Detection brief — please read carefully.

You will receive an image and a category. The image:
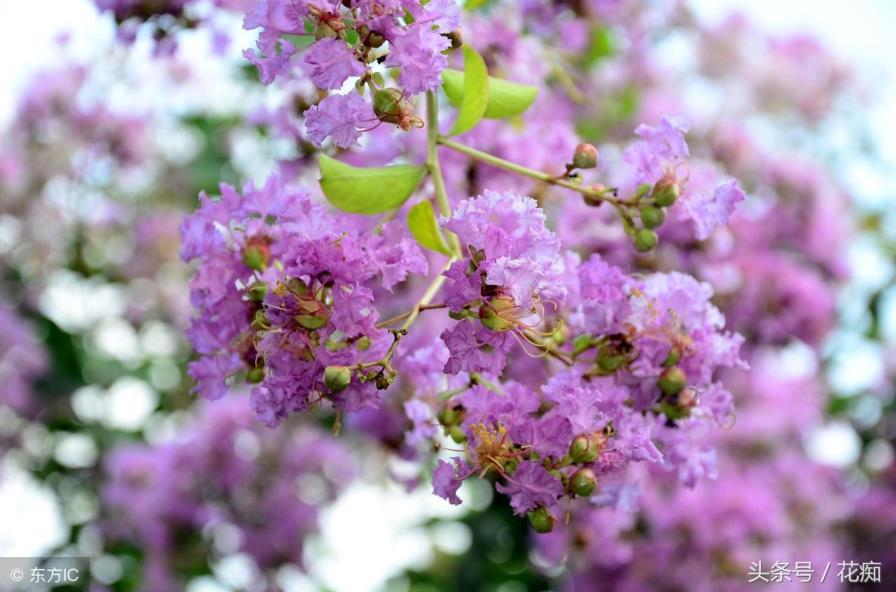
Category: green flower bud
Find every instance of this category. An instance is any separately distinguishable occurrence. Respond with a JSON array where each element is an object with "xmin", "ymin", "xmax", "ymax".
[
  {"xmin": 569, "ymin": 434, "xmax": 598, "ymax": 463},
  {"xmin": 324, "ymin": 365, "xmax": 352, "ymax": 393},
  {"xmin": 355, "ymin": 336, "xmax": 372, "ymax": 351},
  {"xmin": 639, "ymin": 206, "xmax": 665, "ymax": 229},
  {"xmin": 572, "ymin": 143, "xmax": 599, "ymax": 169},
  {"xmin": 243, "ymin": 245, "xmax": 268, "ymax": 271},
  {"xmin": 633, "ymin": 228, "xmax": 658, "ymax": 252},
  {"xmin": 658, "ymin": 366, "xmax": 687, "ymax": 396},
  {"xmin": 634, "ymin": 182, "xmax": 653, "ymax": 199},
  {"xmin": 439, "ymin": 406, "xmax": 460, "ymax": 426},
  {"xmin": 572, "ymin": 334, "xmax": 596, "ymax": 355},
  {"xmin": 527, "ymin": 506, "xmax": 555, "ymax": 534},
  {"xmin": 569, "ymin": 468, "xmax": 597, "ymax": 497},
  {"xmin": 662, "ymin": 347, "xmax": 681, "ymax": 368},
  {"xmin": 596, "ymin": 349, "xmax": 625, "ymax": 372},
  {"xmin": 654, "ymin": 179, "xmax": 680, "ymax": 207},
  {"xmin": 246, "ymin": 367, "xmax": 265, "ymax": 384},
  {"xmin": 448, "ymin": 425, "xmax": 467, "ymax": 444}
]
